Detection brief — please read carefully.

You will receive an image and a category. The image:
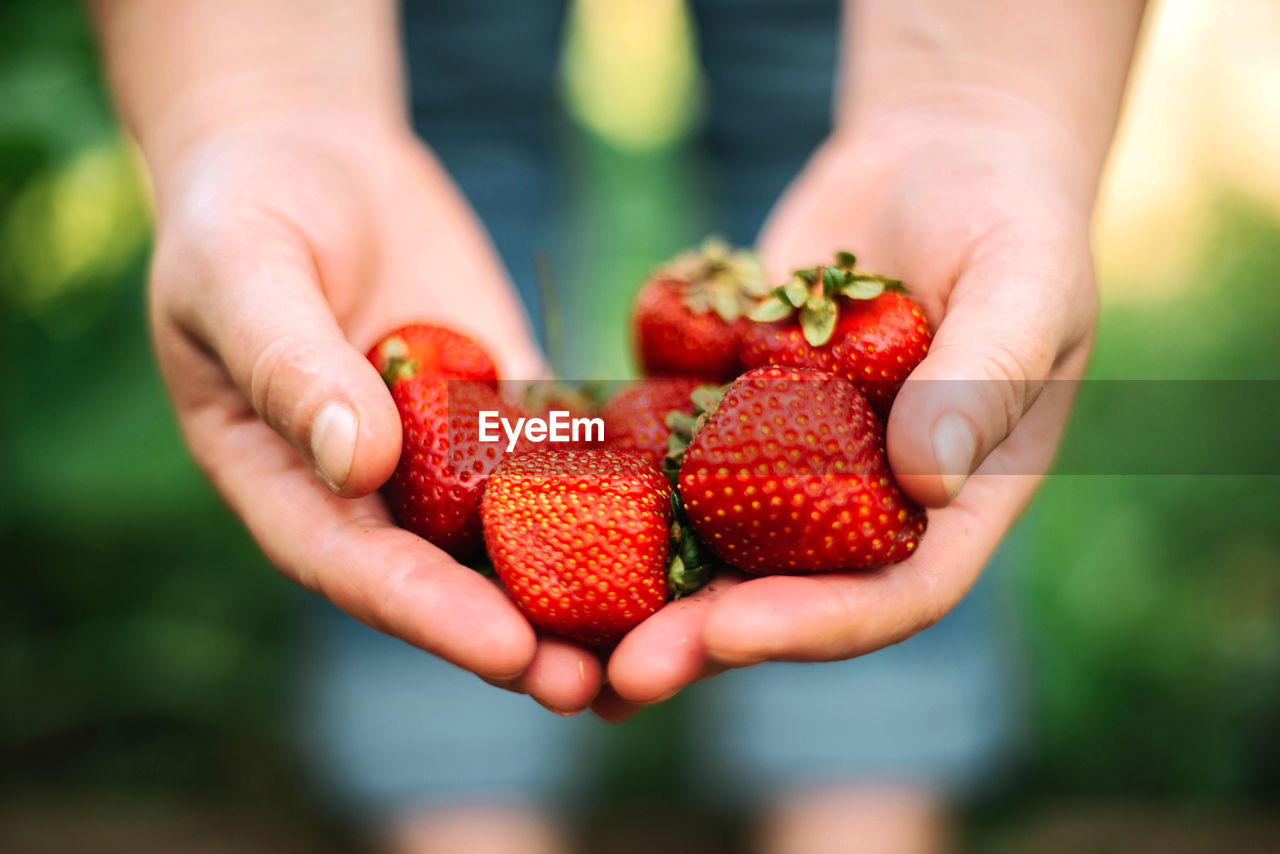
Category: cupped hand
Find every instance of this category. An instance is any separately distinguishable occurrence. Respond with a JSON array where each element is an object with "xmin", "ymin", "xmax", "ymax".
[
  {"xmin": 148, "ymin": 110, "xmax": 601, "ymax": 714},
  {"xmin": 599, "ymin": 98, "xmax": 1098, "ymax": 719}
]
